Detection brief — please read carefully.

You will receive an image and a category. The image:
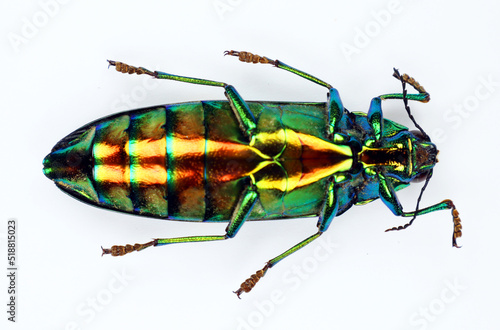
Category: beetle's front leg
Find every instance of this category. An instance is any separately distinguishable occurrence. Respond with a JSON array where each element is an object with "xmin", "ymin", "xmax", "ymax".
[
  {"xmin": 224, "ymin": 50, "xmax": 345, "ymax": 138},
  {"xmin": 380, "ymin": 69, "xmax": 430, "ymax": 103},
  {"xmin": 102, "ymin": 186, "xmax": 259, "ymax": 256},
  {"xmin": 234, "ymin": 181, "xmax": 339, "ymax": 298},
  {"xmin": 367, "ymin": 97, "xmax": 383, "ymax": 143},
  {"xmin": 368, "ymin": 69, "xmax": 432, "ymax": 144},
  {"xmin": 377, "ymin": 172, "xmax": 462, "ymax": 248}
]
